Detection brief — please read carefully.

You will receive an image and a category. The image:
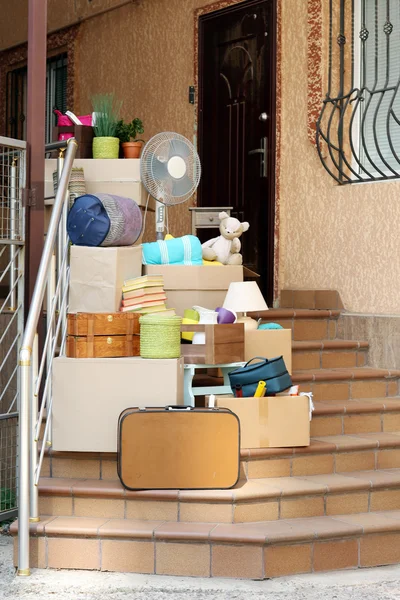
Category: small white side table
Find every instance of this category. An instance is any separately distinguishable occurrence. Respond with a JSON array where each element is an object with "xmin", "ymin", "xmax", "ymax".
[
  {"xmin": 183, "ymin": 361, "xmax": 245, "ymax": 407},
  {"xmin": 189, "ymin": 206, "xmax": 232, "ymax": 236}
]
